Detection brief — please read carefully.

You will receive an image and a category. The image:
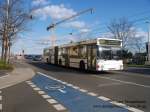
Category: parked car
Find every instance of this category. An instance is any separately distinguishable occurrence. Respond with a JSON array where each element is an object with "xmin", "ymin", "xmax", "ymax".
[
  {"xmin": 24, "ymin": 55, "xmax": 33, "ymax": 60},
  {"xmin": 33, "ymin": 55, "xmax": 42, "ymax": 61}
]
